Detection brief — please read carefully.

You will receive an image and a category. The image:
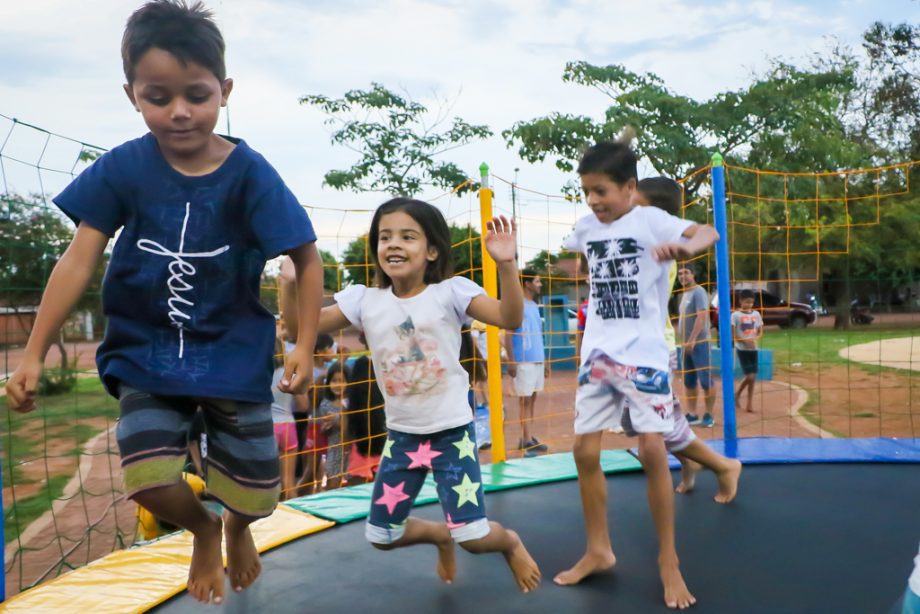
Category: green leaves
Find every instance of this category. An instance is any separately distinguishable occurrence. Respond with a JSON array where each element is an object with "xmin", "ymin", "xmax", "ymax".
[{"xmin": 301, "ymin": 83, "xmax": 492, "ymax": 196}]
